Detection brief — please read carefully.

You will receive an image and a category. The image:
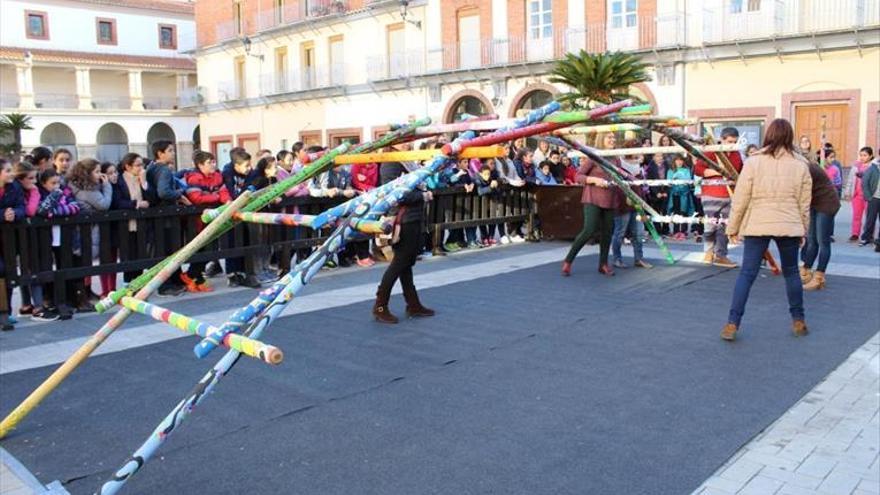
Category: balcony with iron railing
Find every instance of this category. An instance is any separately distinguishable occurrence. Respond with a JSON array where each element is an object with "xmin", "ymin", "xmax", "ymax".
[
  {"xmin": 258, "ymin": 64, "xmax": 347, "ymax": 97},
  {"xmin": 0, "ymin": 93, "xmax": 20, "ymax": 109},
  {"xmin": 91, "ymin": 96, "xmax": 131, "ymax": 110},
  {"xmin": 214, "ymin": 0, "xmax": 349, "ymax": 44},
  {"xmin": 142, "ymin": 96, "xmax": 181, "ymax": 110},
  {"xmin": 178, "ymin": 86, "xmax": 205, "ymax": 108},
  {"xmin": 217, "ymin": 80, "xmax": 244, "ymax": 102},
  {"xmin": 701, "ymin": 0, "xmax": 880, "ymax": 44},
  {"xmin": 34, "ymin": 94, "xmax": 78, "ymax": 109}
]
